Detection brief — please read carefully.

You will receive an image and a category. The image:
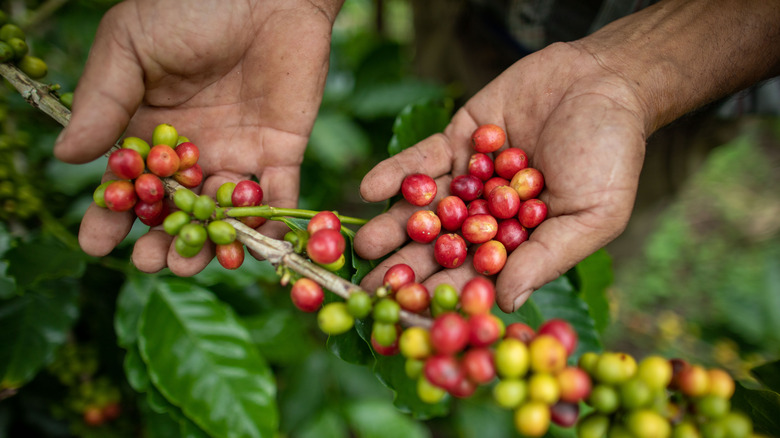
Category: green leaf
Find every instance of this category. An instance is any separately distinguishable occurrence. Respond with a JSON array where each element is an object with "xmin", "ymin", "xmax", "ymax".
[
  {"xmin": 529, "ymin": 276, "xmax": 603, "ymax": 359},
  {"xmin": 140, "ymin": 399, "xmax": 184, "ymax": 438},
  {"xmin": 114, "ymin": 273, "xmax": 156, "ymax": 348},
  {"xmin": 731, "ymin": 381, "xmax": 780, "ymax": 436},
  {"xmin": 45, "ymin": 157, "xmax": 107, "ymax": 196},
  {"xmin": 194, "ymin": 254, "xmax": 277, "ymax": 290},
  {"xmin": 351, "ymin": 80, "xmax": 449, "ymax": 120},
  {"xmin": 0, "ymin": 282, "xmax": 79, "ymax": 387},
  {"xmin": 5, "ymin": 235, "xmax": 86, "ymax": 289},
  {"xmin": 308, "ymin": 111, "xmax": 371, "ymax": 171},
  {"xmin": 326, "ymin": 318, "xmax": 374, "ymax": 366},
  {"xmin": 571, "ymin": 249, "xmax": 612, "ymax": 333},
  {"xmin": 123, "ymin": 345, "xmax": 150, "ymax": 393},
  {"xmin": 138, "ymin": 280, "xmax": 278, "ymax": 438},
  {"xmin": 295, "ymin": 408, "xmax": 349, "ymax": 438},
  {"xmin": 388, "ymin": 99, "xmax": 452, "ymax": 156},
  {"xmin": 373, "ymin": 353, "xmax": 451, "ymax": 419},
  {"xmin": 243, "ymin": 309, "xmax": 314, "ymax": 364},
  {"xmin": 752, "ymin": 360, "xmax": 780, "ymax": 394},
  {"xmin": 454, "ymin": 397, "xmax": 515, "ymax": 438},
  {"xmin": 0, "ymin": 261, "xmax": 17, "ymax": 300},
  {"xmin": 494, "ymin": 297, "xmax": 544, "ymax": 329},
  {"xmin": 344, "ymin": 399, "xmax": 431, "ymax": 438},
  {"xmin": 0, "ymin": 223, "xmax": 12, "ymax": 257}
]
